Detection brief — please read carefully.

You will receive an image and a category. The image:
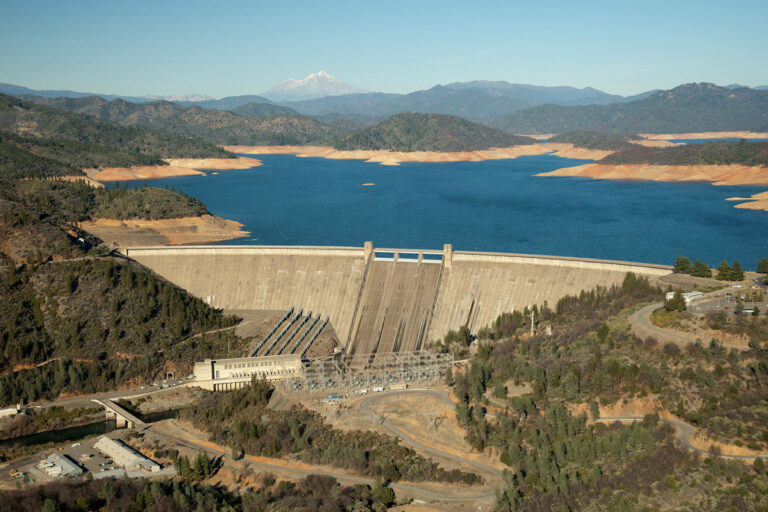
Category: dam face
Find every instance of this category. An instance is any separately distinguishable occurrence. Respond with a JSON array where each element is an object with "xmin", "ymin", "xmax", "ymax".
[
  {"xmin": 124, "ymin": 244, "xmax": 670, "ymax": 356},
  {"xmin": 125, "ymin": 246, "xmax": 367, "ymax": 342}
]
